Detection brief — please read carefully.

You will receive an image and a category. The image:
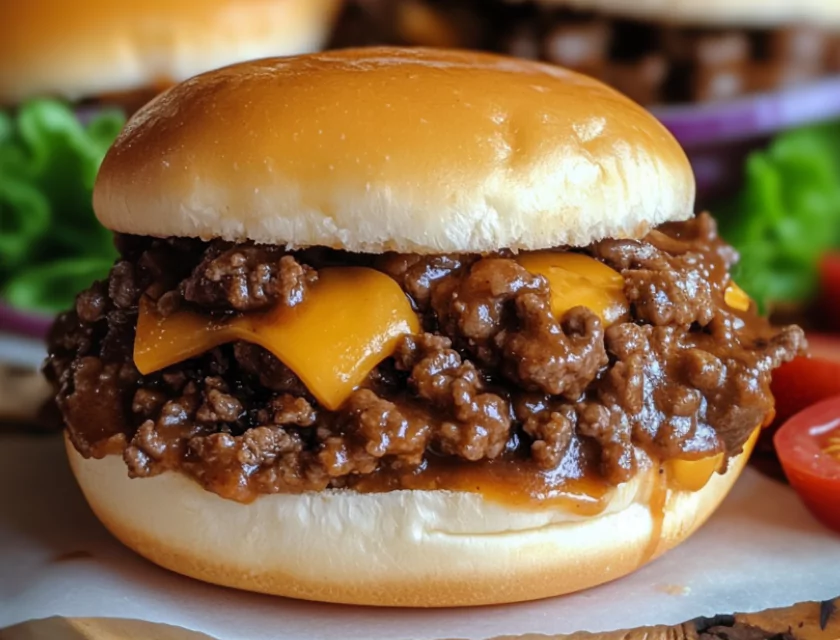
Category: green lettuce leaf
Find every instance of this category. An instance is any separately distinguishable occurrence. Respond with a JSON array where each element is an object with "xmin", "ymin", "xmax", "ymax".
[
  {"xmin": 717, "ymin": 122, "xmax": 840, "ymax": 312},
  {"xmin": 3, "ymin": 258, "xmax": 116, "ymax": 312},
  {"xmin": 0, "ymin": 99, "xmax": 125, "ymax": 313}
]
